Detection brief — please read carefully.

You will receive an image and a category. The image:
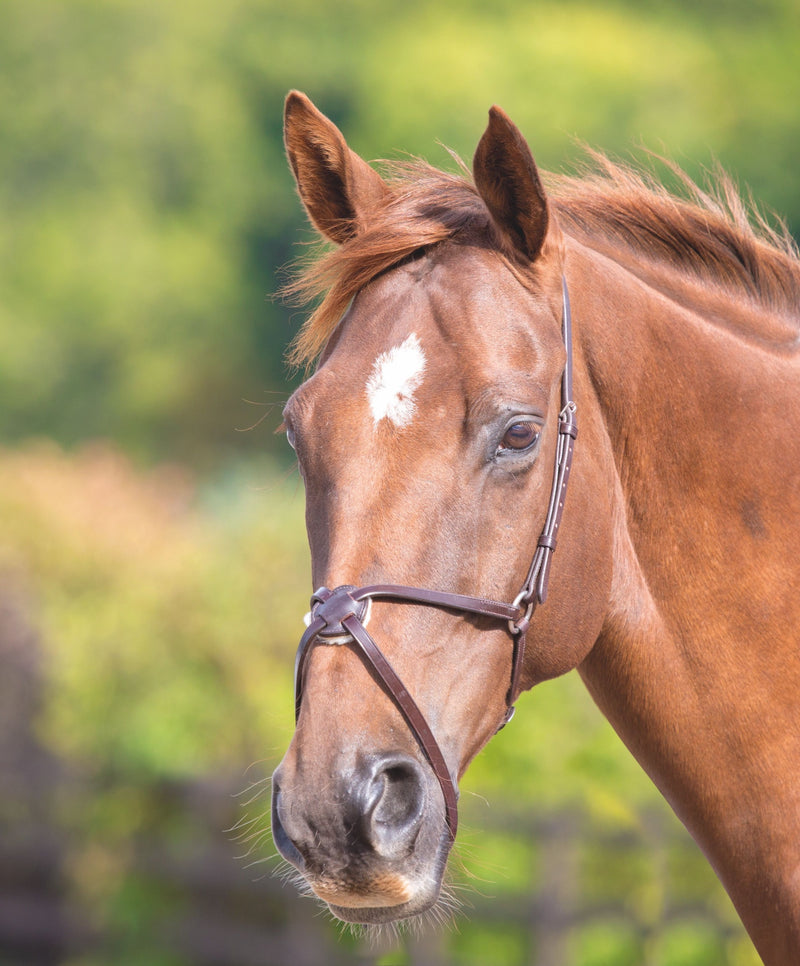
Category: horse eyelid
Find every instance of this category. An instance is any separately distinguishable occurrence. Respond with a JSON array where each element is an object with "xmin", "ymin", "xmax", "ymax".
[
  {"xmin": 279, "ymin": 419, "xmax": 297, "ymax": 451},
  {"xmin": 492, "ymin": 422, "xmax": 542, "ymax": 462},
  {"xmin": 500, "ymin": 415, "xmax": 543, "ymax": 438}
]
